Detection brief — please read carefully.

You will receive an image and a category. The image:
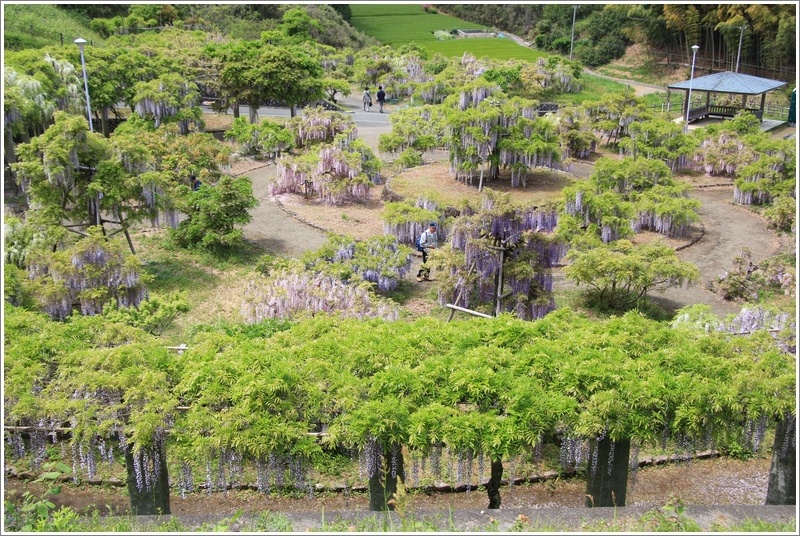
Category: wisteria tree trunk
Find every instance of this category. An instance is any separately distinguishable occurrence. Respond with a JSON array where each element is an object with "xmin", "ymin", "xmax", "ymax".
[
  {"xmin": 766, "ymin": 414, "xmax": 796, "ymax": 505},
  {"xmin": 5, "ymin": 127, "xmax": 16, "ymax": 166},
  {"xmin": 124, "ymin": 441, "xmax": 171, "ymax": 515},
  {"xmin": 248, "ymin": 103, "xmax": 259, "ymax": 125},
  {"xmin": 368, "ymin": 443, "xmax": 405, "ymax": 511},
  {"xmin": 487, "ymin": 458, "xmax": 503, "ymax": 509},
  {"xmin": 585, "ymin": 436, "xmax": 630, "ymax": 507},
  {"xmin": 101, "ymin": 106, "xmax": 110, "ymax": 137}
]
